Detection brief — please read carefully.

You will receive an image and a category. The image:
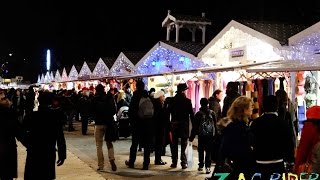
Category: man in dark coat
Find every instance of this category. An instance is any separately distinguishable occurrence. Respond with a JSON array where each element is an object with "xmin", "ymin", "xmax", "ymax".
[
  {"xmin": 91, "ymin": 85, "xmax": 117, "ymax": 172},
  {"xmin": 23, "ymin": 91, "xmax": 66, "ymax": 180},
  {"xmin": 250, "ymin": 95, "xmax": 295, "ymax": 179},
  {"xmin": 169, "ymin": 83, "xmax": 194, "ymax": 169},
  {"xmin": 125, "ymin": 80, "xmax": 154, "ymax": 170},
  {"xmin": 0, "ymin": 90, "xmax": 26, "ymax": 180}
]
